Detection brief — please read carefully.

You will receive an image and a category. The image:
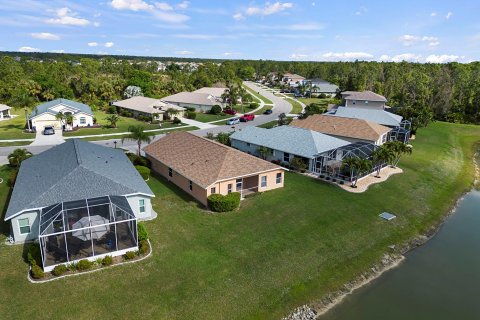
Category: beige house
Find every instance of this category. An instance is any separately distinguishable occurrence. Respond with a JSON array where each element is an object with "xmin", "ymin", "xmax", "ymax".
[
  {"xmin": 290, "ymin": 114, "xmax": 391, "ymax": 145},
  {"xmin": 144, "ymin": 131, "xmax": 285, "ymax": 207},
  {"xmin": 341, "ymin": 91, "xmax": 387, "ymax": 110},
  {"xmin": 193, "ymin": 87, "xmax": 227, "ymax": 97},
  {"xmin": 29, "ymin": 98, "xmax": 93, "ymax": 131},
  {"xmin": 112, "ymin": 96, "xmax": 185, "ymax": 120},
  {"xmin": 161, "ymin": 92, "xmax": 225, "ymax": 112},
  {"xmin": 0, "ymin": 104, "xmax": 11, "ymax": 120}
]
